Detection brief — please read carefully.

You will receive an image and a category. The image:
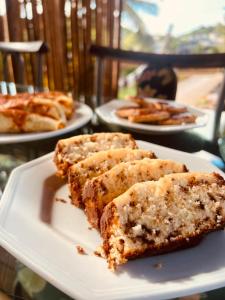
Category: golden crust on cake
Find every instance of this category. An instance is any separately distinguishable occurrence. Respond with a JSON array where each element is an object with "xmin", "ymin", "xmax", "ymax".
[
  {"xmin": 54, "ymin": 133, "xmax": 138, "ymax": 178},
  {"xmin": 100, "ymin": 172, "xmax": 225, "ymax": 270},
  {"xmin": 84, "ymin": 159, "xmax": 188, "ymax": 229},
  {"xmin": 68, "ymin": 150, "xmax": 156, "ymax": 207}
]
